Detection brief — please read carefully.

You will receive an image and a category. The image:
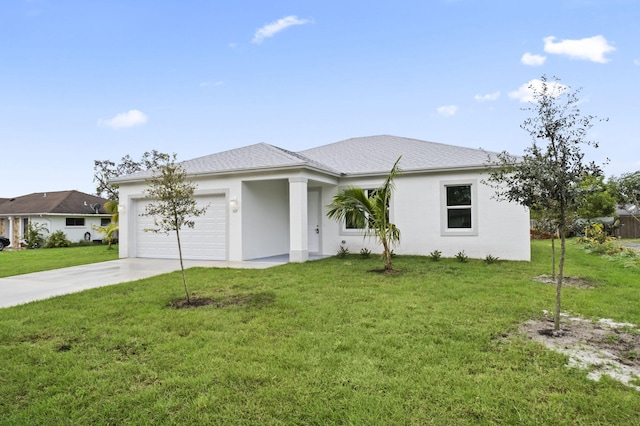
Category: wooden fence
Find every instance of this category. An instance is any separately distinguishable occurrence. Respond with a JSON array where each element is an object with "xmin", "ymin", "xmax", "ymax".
[{"xmin": 613, "ymin": 216, "xmax": 640, "ymax": 239}]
